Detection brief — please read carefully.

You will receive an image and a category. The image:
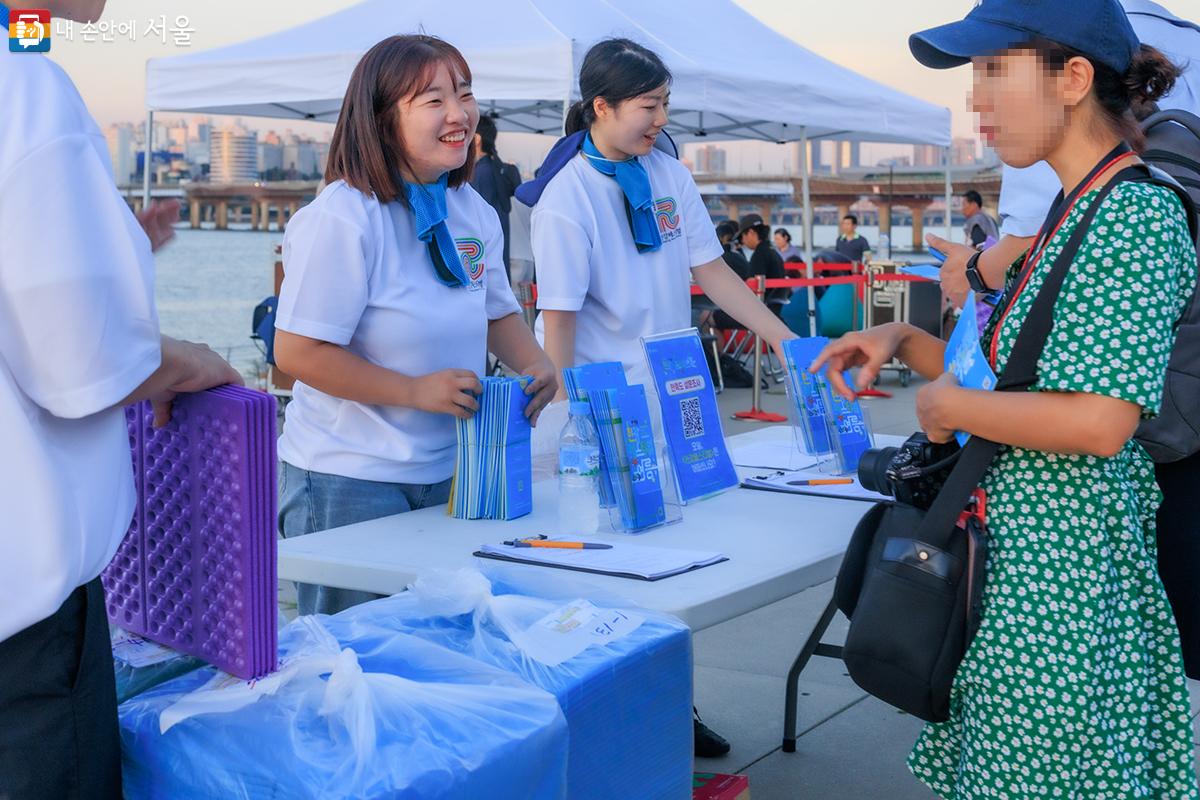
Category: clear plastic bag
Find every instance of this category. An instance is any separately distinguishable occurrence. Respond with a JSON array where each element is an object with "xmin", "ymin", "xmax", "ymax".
[
  {"xmin": 111, "ymin": 627, "xmax": 205, "ymax": 704},
  {"xmin": 119, "ymin": 615, "xmax": 569, "ymax": 800},
  {"xmin": 334, "ymin": 568, "xmax": 693, "ymax": 800}
]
